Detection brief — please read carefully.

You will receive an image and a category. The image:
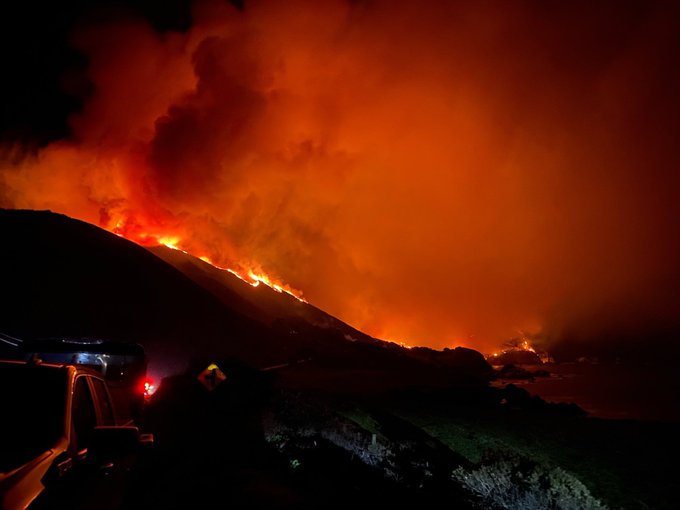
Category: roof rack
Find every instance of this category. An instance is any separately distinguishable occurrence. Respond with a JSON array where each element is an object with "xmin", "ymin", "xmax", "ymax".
[{"xmin": 0, "ymin": 331, "xmax": 24, "ymax": 348}]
